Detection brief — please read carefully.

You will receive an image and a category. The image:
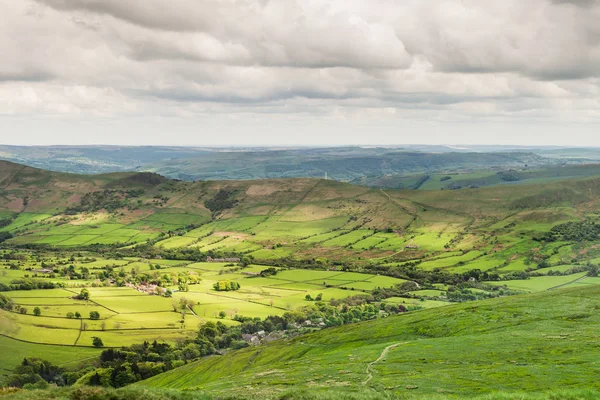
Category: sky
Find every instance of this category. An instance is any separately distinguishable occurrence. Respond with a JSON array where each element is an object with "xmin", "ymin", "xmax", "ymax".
[{"xmin": 1, "ymin": 0, "xmax": 600, "ymax": 146}]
